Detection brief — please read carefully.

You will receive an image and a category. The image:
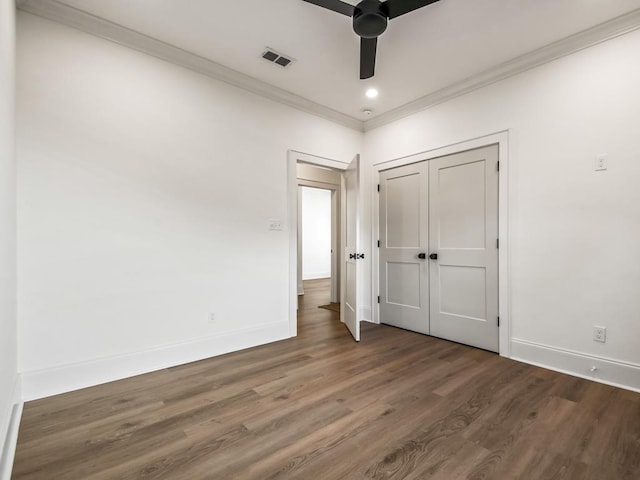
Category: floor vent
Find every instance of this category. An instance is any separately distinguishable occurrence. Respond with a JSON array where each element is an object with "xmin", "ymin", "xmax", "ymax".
[{"xmin": 262, "ymin": 48, "xmax": 294, "ymax": 68}]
